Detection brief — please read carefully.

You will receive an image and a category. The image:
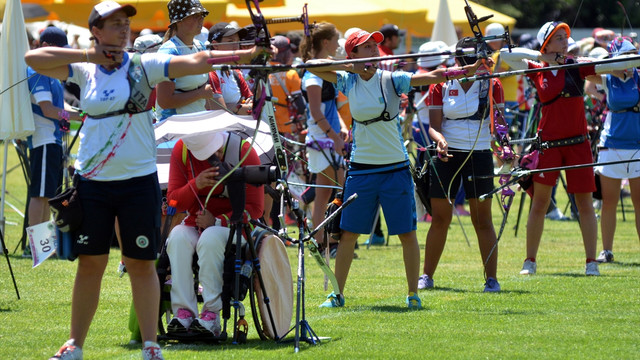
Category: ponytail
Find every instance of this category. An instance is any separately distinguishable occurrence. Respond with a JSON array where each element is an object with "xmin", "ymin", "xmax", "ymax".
[{"xmin": 300, "ymin": 22, "xmax": 337, "ymax": 62}]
